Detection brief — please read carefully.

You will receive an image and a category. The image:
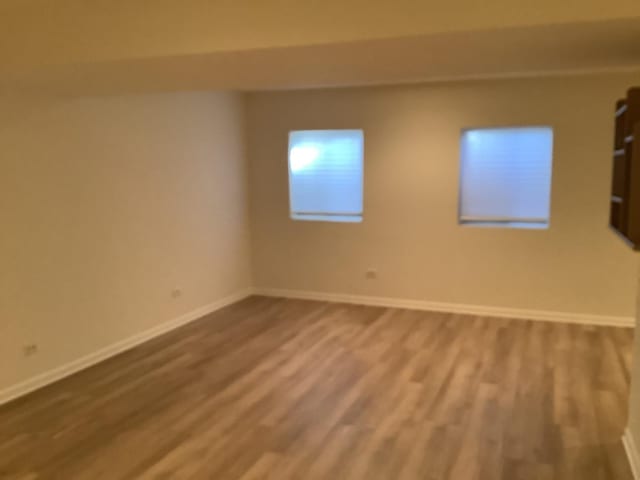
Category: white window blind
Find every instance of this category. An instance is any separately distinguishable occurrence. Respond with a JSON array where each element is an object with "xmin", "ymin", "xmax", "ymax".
[
  {"xmin": 288, "ymin": 130, "xmax": 364, "ymax": 222},
  {"xmin": 459, "ymin": 127, "xmax": 553, "ymax": 229}
]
